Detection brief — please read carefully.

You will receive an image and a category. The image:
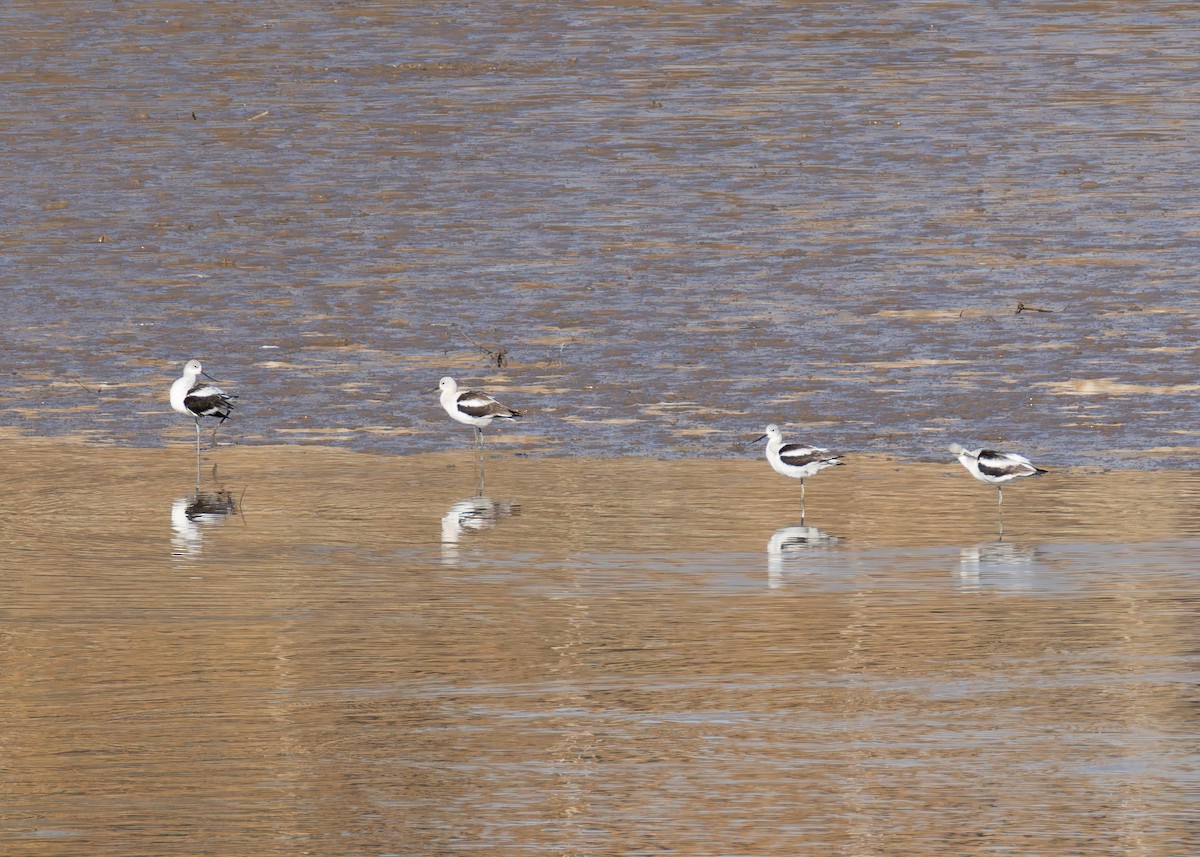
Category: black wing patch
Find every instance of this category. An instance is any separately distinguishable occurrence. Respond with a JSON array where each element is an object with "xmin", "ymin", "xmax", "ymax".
[
  {"xmin": 977, "ymin": 450, "xmax": 1026, "ymax": 478},
  {"xmin": 457, "ymin": 391, "xmax": 520, "ymax": 419},
  {"xmin": 185, "ymin": 383, "xmax": 236, "ymax": 420},
  {"xmin": 779, "ymin": 444, "xmax": 837, "ymax": 468}
]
